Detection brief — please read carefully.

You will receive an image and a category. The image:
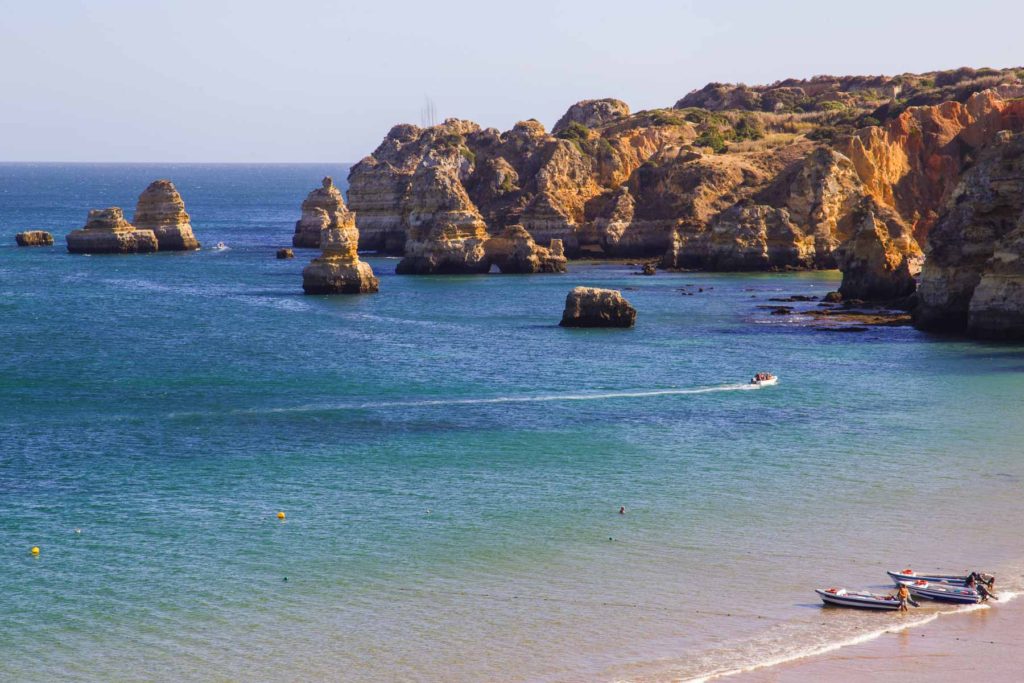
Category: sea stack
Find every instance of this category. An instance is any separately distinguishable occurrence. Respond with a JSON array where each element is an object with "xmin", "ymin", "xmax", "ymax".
[
  {"xmin": 835, "ymin": 201, "xmax": 918, "ymax": 301},
  {"xmin": 560, "ymin": 287, "xmax": 637, "ymax": 328},
  {"xmin": 293, "ymin": 177, "xmax": 347, "ymax": 248},
  {"xmin": 66, "ymin": 208, "xmax": 159, "ymax": 254},
  {"xmin": 15, "ymin": 231, "xmax": 54, "ymax": 246},
  {"xmin": 132, "ymin": 180, "xmax": 200, "ymax": 250},
  {"xmin": 301, "ymin": 201, "xmax": 378, "ymax": 294}
]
